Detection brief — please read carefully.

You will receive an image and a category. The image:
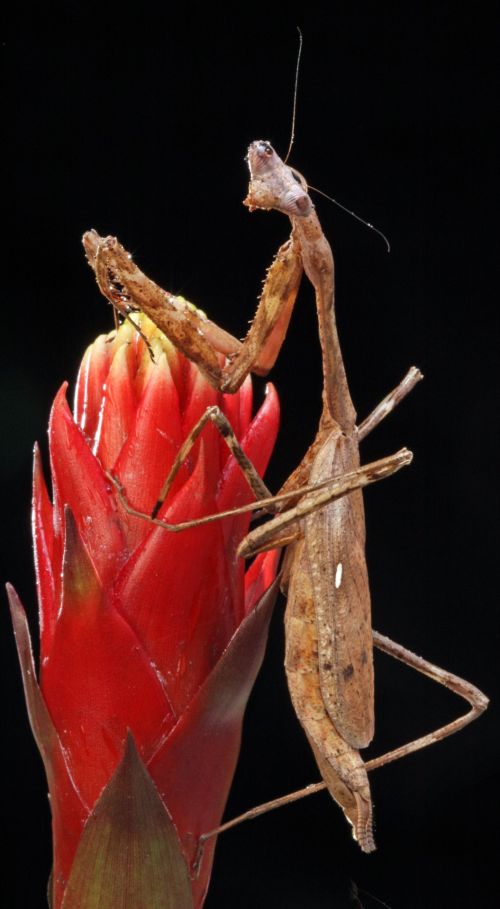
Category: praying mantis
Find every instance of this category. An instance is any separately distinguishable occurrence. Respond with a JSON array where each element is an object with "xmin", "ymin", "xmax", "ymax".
[{"xmin": 83, "ymin": 141, "xmax": 488, "ymax": 852}]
